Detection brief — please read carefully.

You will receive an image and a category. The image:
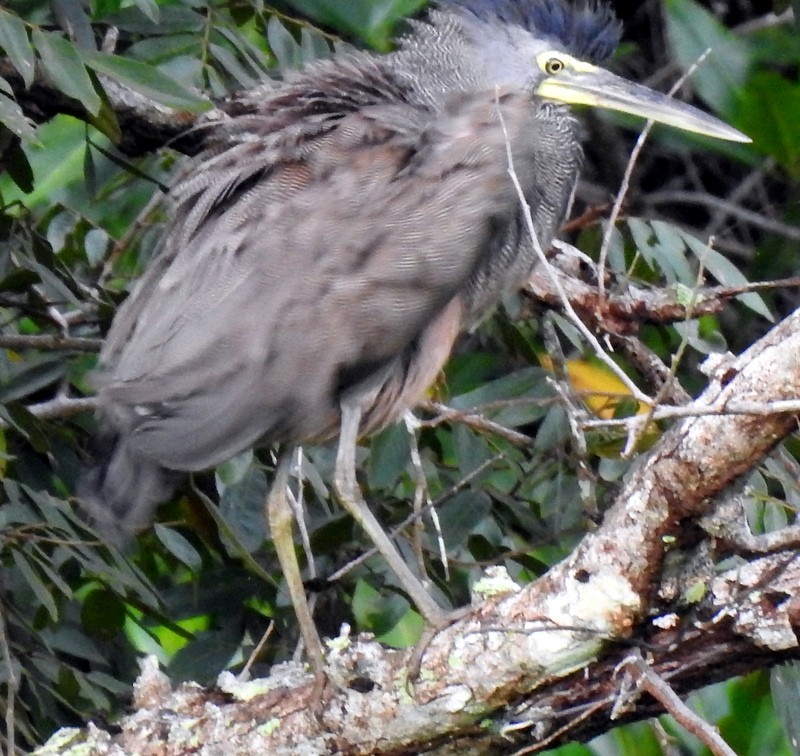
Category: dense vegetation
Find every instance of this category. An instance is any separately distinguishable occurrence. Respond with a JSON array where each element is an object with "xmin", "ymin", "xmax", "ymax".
[{"xmin": 1, "ymin": 0, "xmax": 799, "ymax": 752}]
